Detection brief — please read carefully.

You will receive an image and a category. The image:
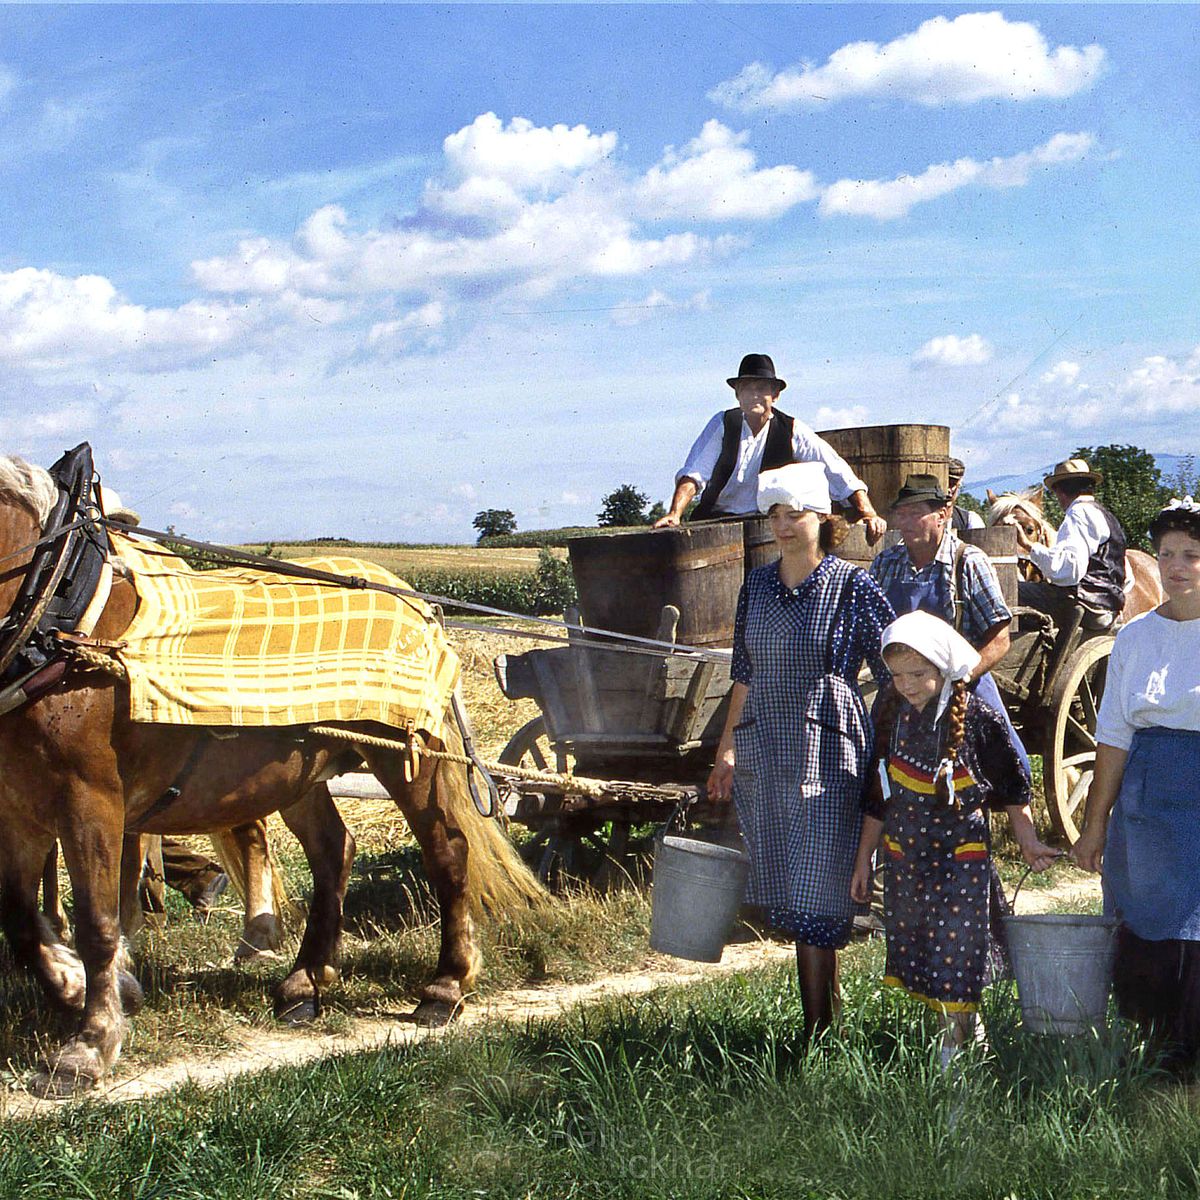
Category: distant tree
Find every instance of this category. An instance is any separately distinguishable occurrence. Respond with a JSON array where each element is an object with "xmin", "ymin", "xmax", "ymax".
[
  {"xmin": 957, "ymin": 491, "xmax": 987, "ymax": 518},
  {"xmin": 598, "ymin": 484, "xmax": 649, "ymax": 527},
  {"xmin": 1163, "ymin": 454, "xmax": 1200, "ymax": 502},
  {"xmin": 646, "ymin": 500, "xmax": 667, "ymax": 524},
  {"xmin": 1071, "ymin": 443, "xmax": 1170, "ymax": 551},
  {"xmin": 473, "ymin": 508, "xmax": 517, "ymax": 543}
]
